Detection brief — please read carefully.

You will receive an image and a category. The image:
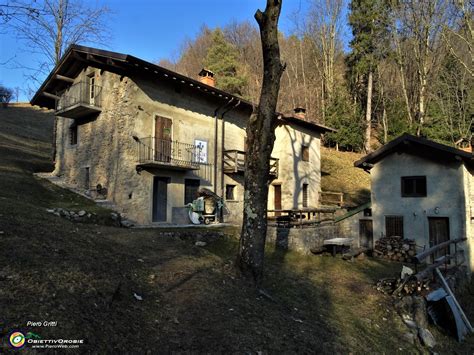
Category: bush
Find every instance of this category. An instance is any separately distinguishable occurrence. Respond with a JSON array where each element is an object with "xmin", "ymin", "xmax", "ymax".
[{"xmin": 0, "ymin": 85, "xmax": 14, "ymax": 107}]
